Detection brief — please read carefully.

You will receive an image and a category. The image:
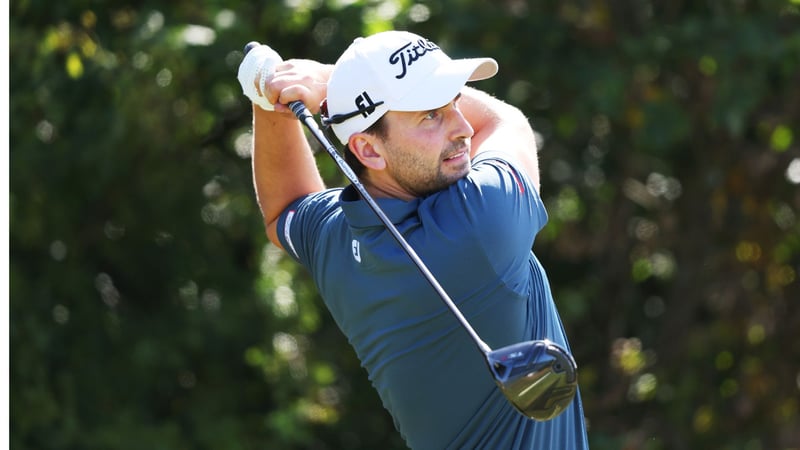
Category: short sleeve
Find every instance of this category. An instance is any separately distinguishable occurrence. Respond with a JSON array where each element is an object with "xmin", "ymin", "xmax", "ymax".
[
  {"xmin": 420, "ymin": 150, "xmax": 547, "ymax": 267},
  {"xmin": 276, "ymin": 188, "xmax": 344, "ymax": 267}
]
